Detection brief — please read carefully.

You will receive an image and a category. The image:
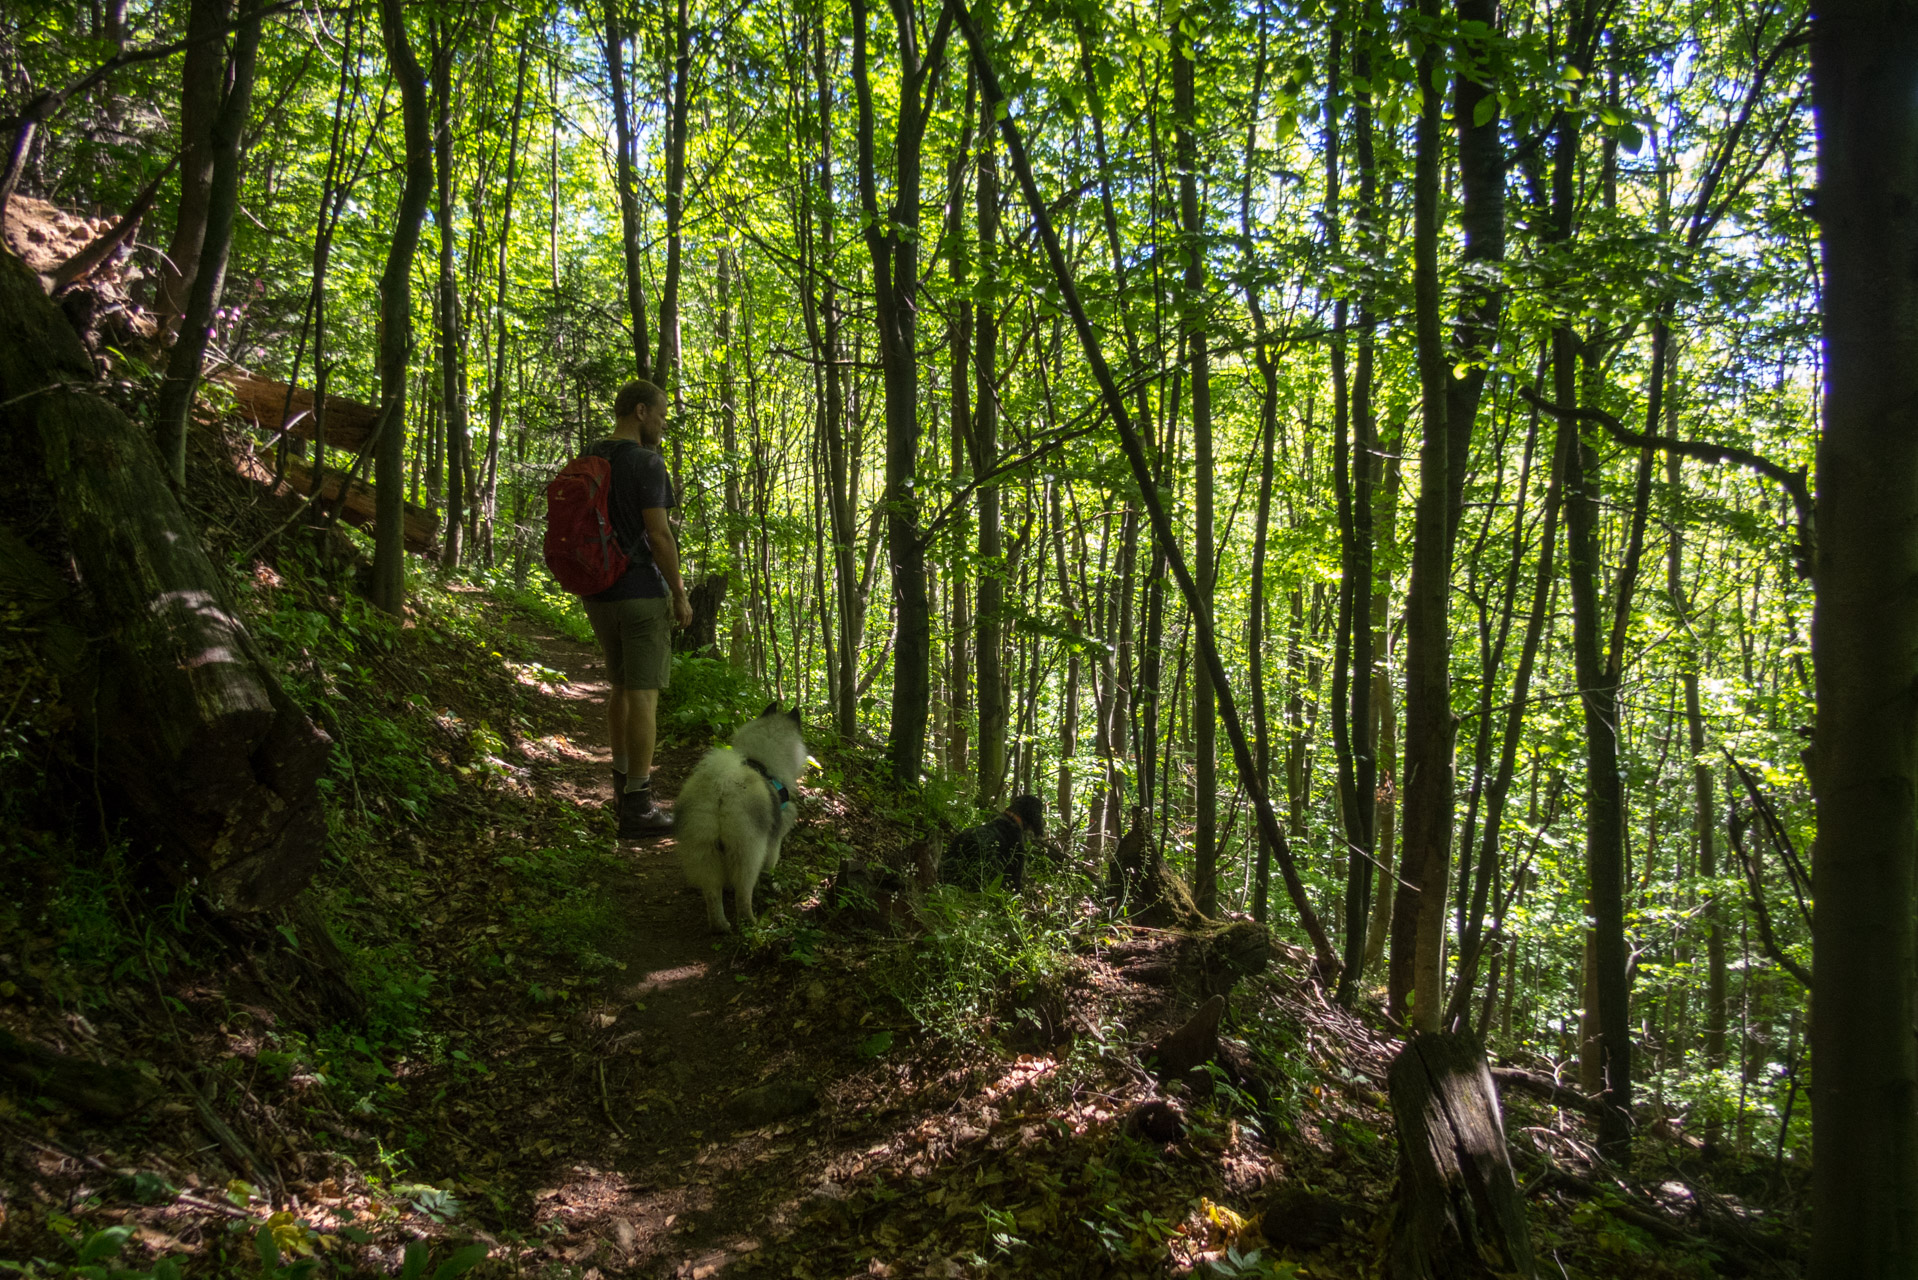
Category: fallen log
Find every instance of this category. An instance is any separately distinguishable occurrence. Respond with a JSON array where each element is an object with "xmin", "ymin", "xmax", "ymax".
[
  {"xmin": 0, "ymin": 1027, "xmax": 160, "ymax": 1118},
  {"xmin": 1387, "ymin": 1031, "xmax": 1537, "ymax": 1279},
  {"xmin": 230, "ymin": 443, "xmax": 438, "ymax": 555},
  {"xmin": 218, "ymin": 369, "xmax": 379, "ymax": 451},
  {"xmin": 0, "ymin": 250, "xmax": 329, "ymax": 912}
]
